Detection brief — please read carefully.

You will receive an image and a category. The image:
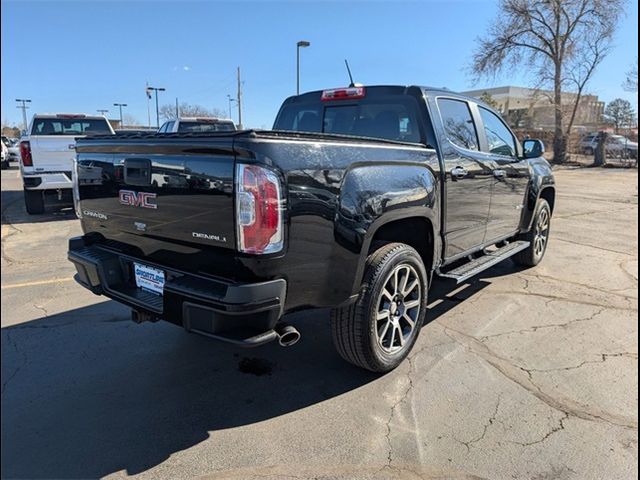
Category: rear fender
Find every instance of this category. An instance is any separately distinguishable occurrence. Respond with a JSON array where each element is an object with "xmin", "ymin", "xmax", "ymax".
[{"xmin": 335, "ymin": 163, "xmax": 440, "ymax": 296}]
